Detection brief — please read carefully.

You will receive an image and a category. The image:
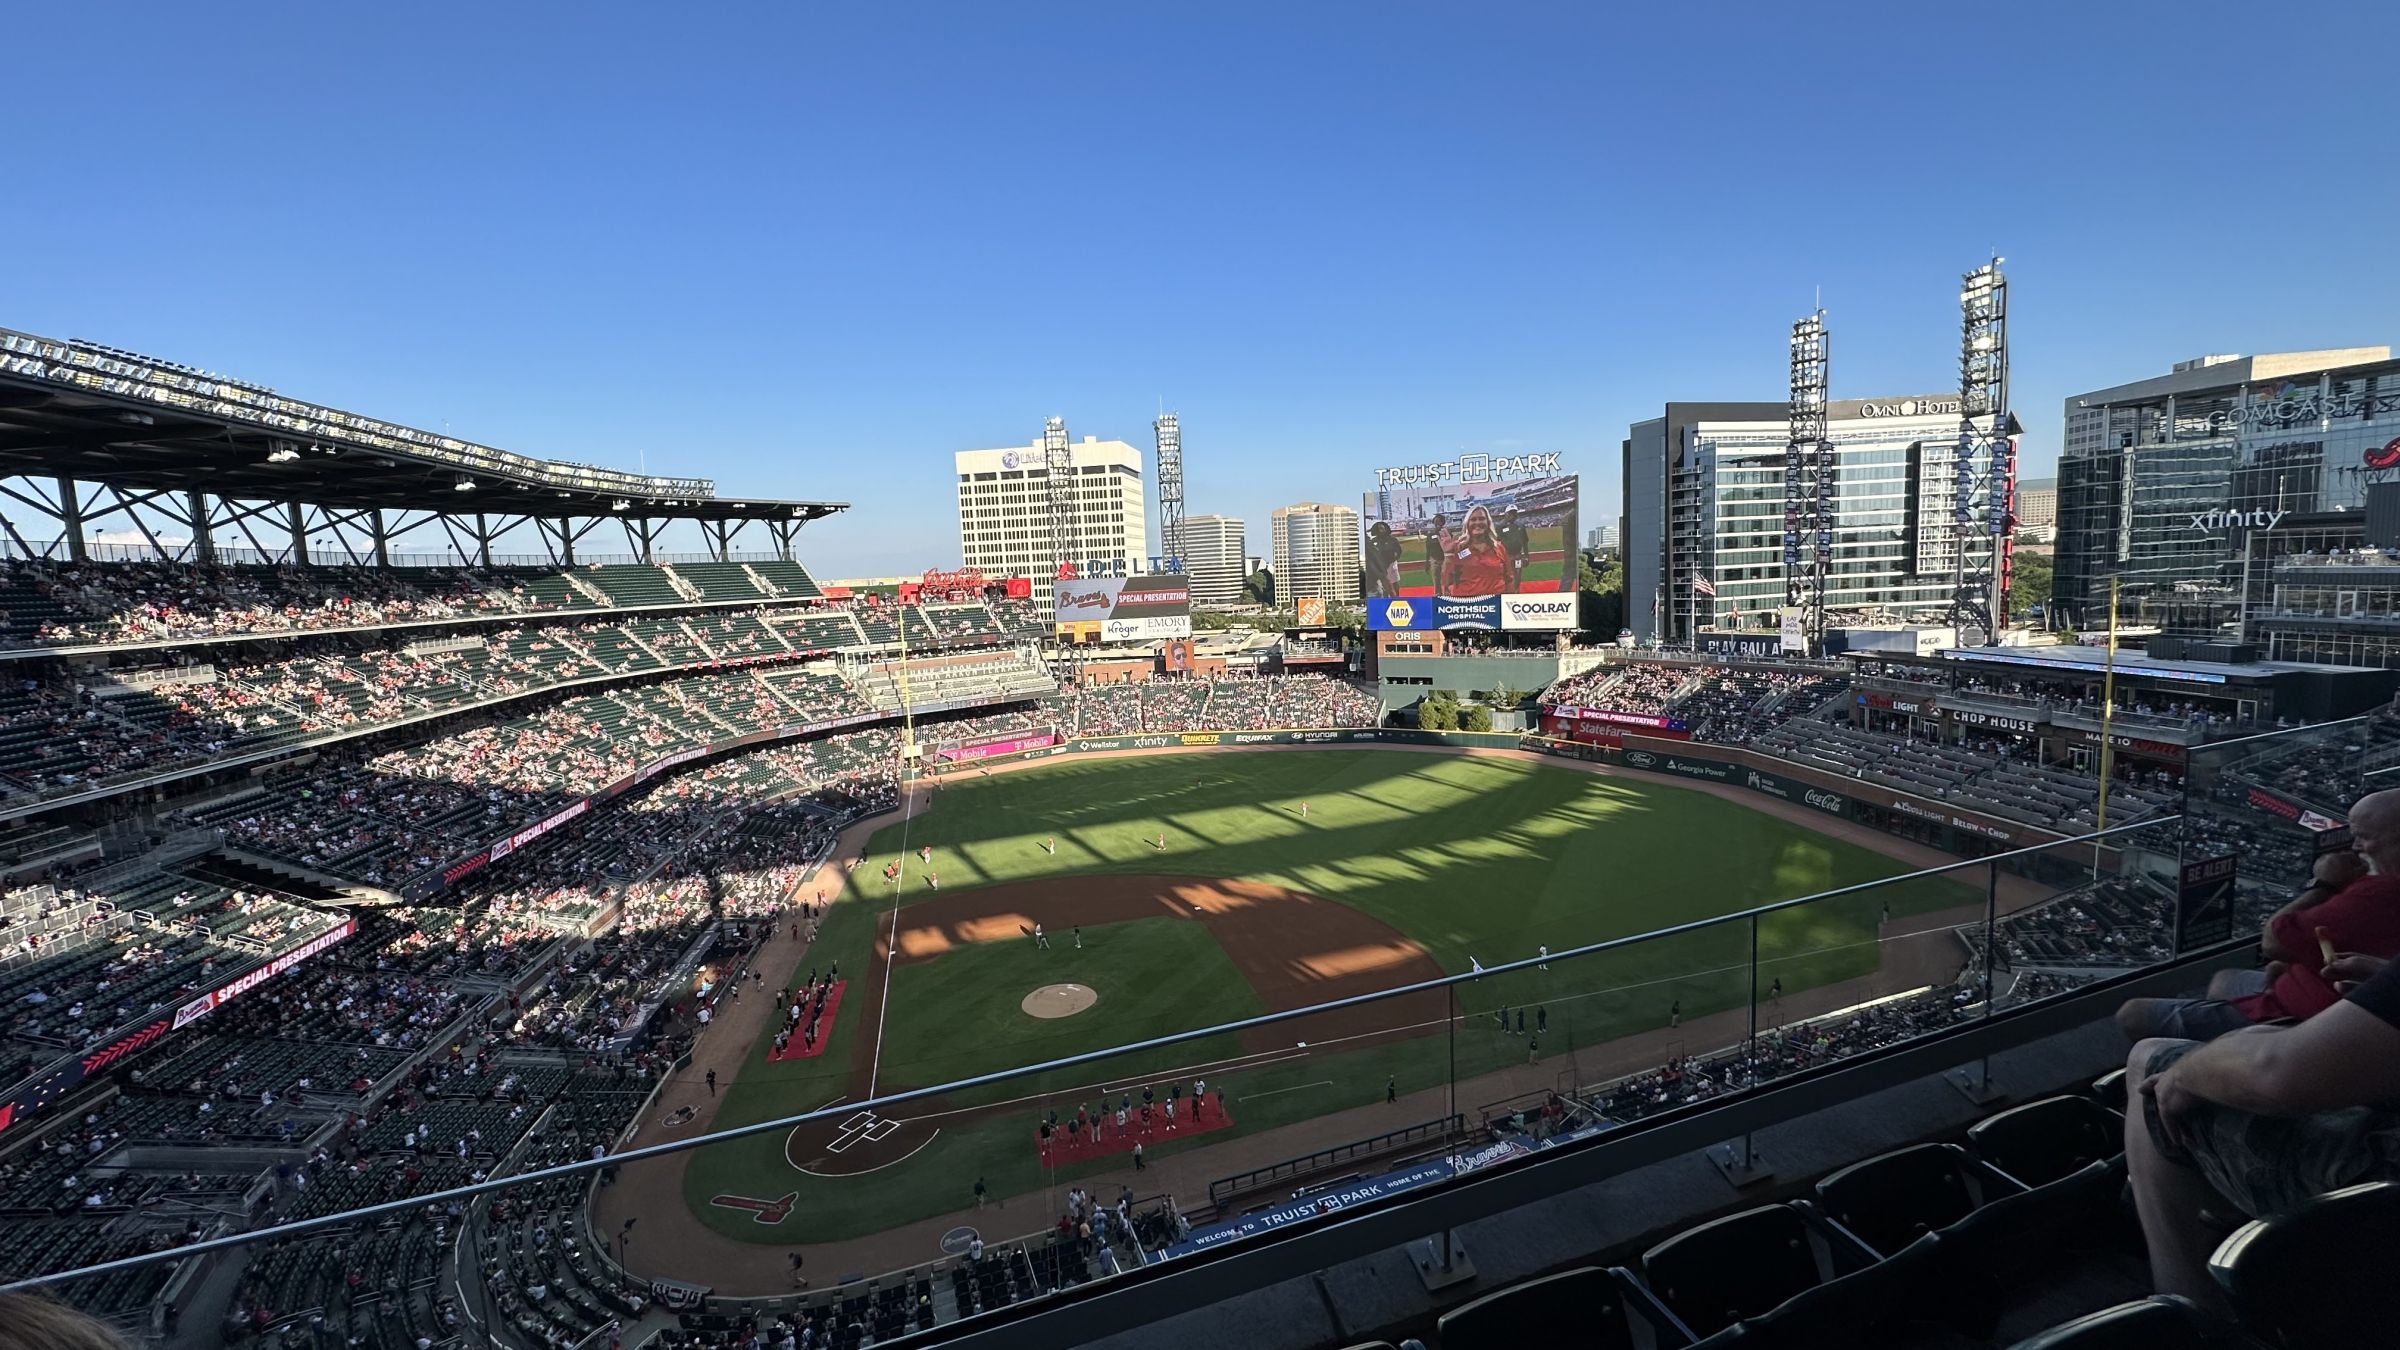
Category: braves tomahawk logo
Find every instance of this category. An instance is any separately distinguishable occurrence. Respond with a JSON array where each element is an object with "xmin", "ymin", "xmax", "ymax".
[{"xmin": 710, "ymin": 1191, "xmax": 798, "ymax": 1224}]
